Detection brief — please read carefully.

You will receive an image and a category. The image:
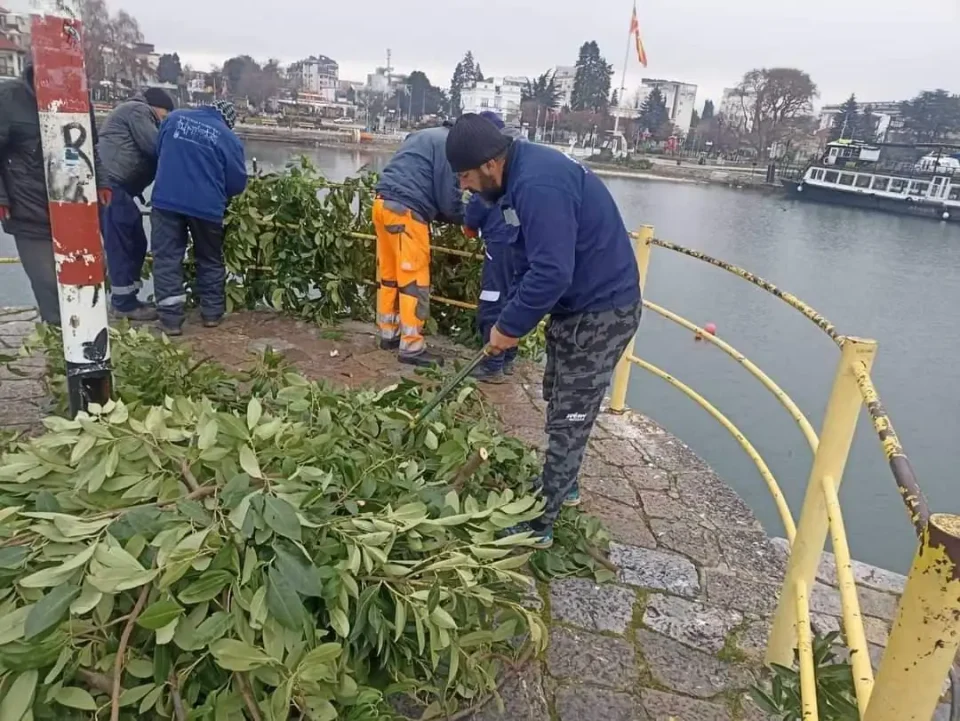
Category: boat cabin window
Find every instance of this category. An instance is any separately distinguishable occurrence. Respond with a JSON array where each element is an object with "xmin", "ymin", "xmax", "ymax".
[
  {"xmin": 871, "ymin": 177, "xmax": 890, "ymax": 191},
  {"xmin": 838, "ymin": 173, "xmax": 855, "ymax": 186},
  {"xmin": 890, "ymin": 179, "xmax": 908, "ymax": 193},
  {"xmin": 855, "ymin": 175, "xmax": 872, "ymax": 189},
  {"xmin": 811, "ymin": 169, "xmax": 824, "ymax": 180},
  {"xmin": 909, "ymin": 181, "xmax": 929, "ymax": 196},
  {"xmin": 949, "ymin": 185, "xmax": 960, "ymax": 201},
  {"xmin": 823, "ymin": 170, "xmax": 839, "ymax": 183}
]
